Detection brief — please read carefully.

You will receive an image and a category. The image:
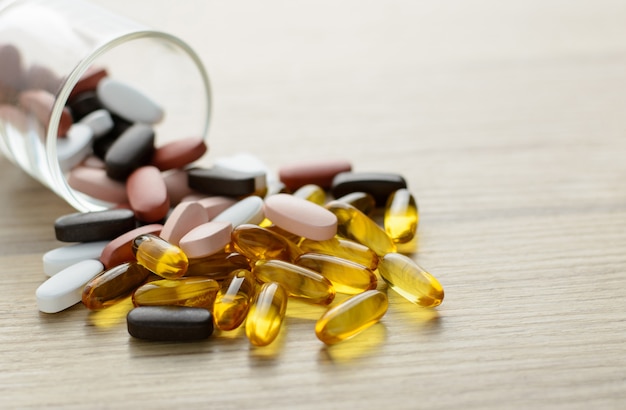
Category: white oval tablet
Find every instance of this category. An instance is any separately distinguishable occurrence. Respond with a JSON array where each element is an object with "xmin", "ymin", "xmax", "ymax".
[
  {"xmin": 79, "ymin": 109, "xmax": 114, "ymax": 138},
  {"xmin": 57, "ymin": 123, "xmax": 94, "ymax": 172},
  {"xmin": 264, "ymin": 193, "xmax": 337, "ymax": 241},
  {"xmin": 36, "ymin": 260, "xmax": 104, "ymax": 313},
  {"xmin": 212, "ymin": 196, "xmax": 265, "ymax": 227},
  {"xmin": 42, "ymin": 241, "xmax": 109, "ymax": 277},
  {"xmin": 97, "ymin": 77, "xmax": 164, "ymax": 124},
  {"xmin": 179, "ymin": 221, "xmax": 233, "ymax": 258}
]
